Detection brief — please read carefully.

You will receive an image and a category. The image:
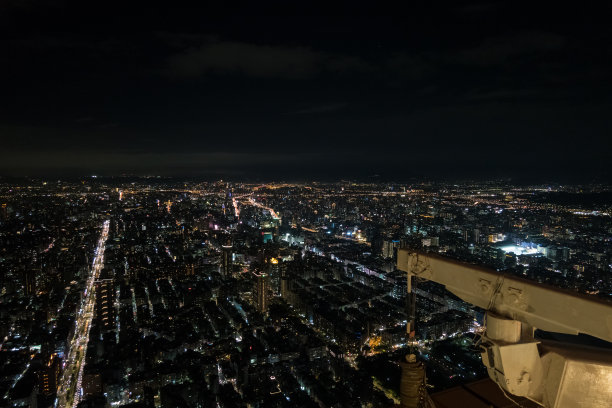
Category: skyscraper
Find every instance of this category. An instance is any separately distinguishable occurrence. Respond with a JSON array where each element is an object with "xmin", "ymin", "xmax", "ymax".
[
  {"xmin": 24, "ymin": 269, "xmax": 36, "ymax": 296},
  {"xmin": 382, "ymin": 240, "xmax": 398, "ymax": 259},
  {"xmin": 253, "ymin": 271, "xmax": 269, "ymax": 314},
  {"xmin": 280, "ymin": 272, "xmax": 289, "ymax": 299},
  {"xmin": 222, "ymin": 239, "xmax": 233, "ymax": 278},
  {"xmin": 39, "ymin": 353, "xmax": 61, "ymax": 397},
  {"xmin": 185, "ymin": 263, "xmax": 195, "ymax": 276},
  {"xmin": 382, "ymin": 240, "xmax": 393, "ymax": 259},
  {"xmin": 95, "ymin": 279, "xmax": 115, "ymax": 332},
  {"xmin": 473, "ymin": 228, "xmax": 481, "ymax": 244},
  {"xmin": 268, "ymin": 257, "xmax": 280, "ymax": 295}
]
